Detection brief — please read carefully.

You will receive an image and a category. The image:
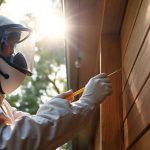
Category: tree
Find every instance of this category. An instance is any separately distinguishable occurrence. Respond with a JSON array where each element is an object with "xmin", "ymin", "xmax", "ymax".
[{"xmin": 0, "ymin": 0, "xmax": 5, "ymax": 6}]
